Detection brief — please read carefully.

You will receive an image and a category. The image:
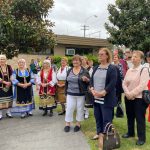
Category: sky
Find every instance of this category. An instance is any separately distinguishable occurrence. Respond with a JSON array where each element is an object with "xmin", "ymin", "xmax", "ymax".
[{"xmin": 48, "ymin": 0, "xmax": 115, "ymax": 39}]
